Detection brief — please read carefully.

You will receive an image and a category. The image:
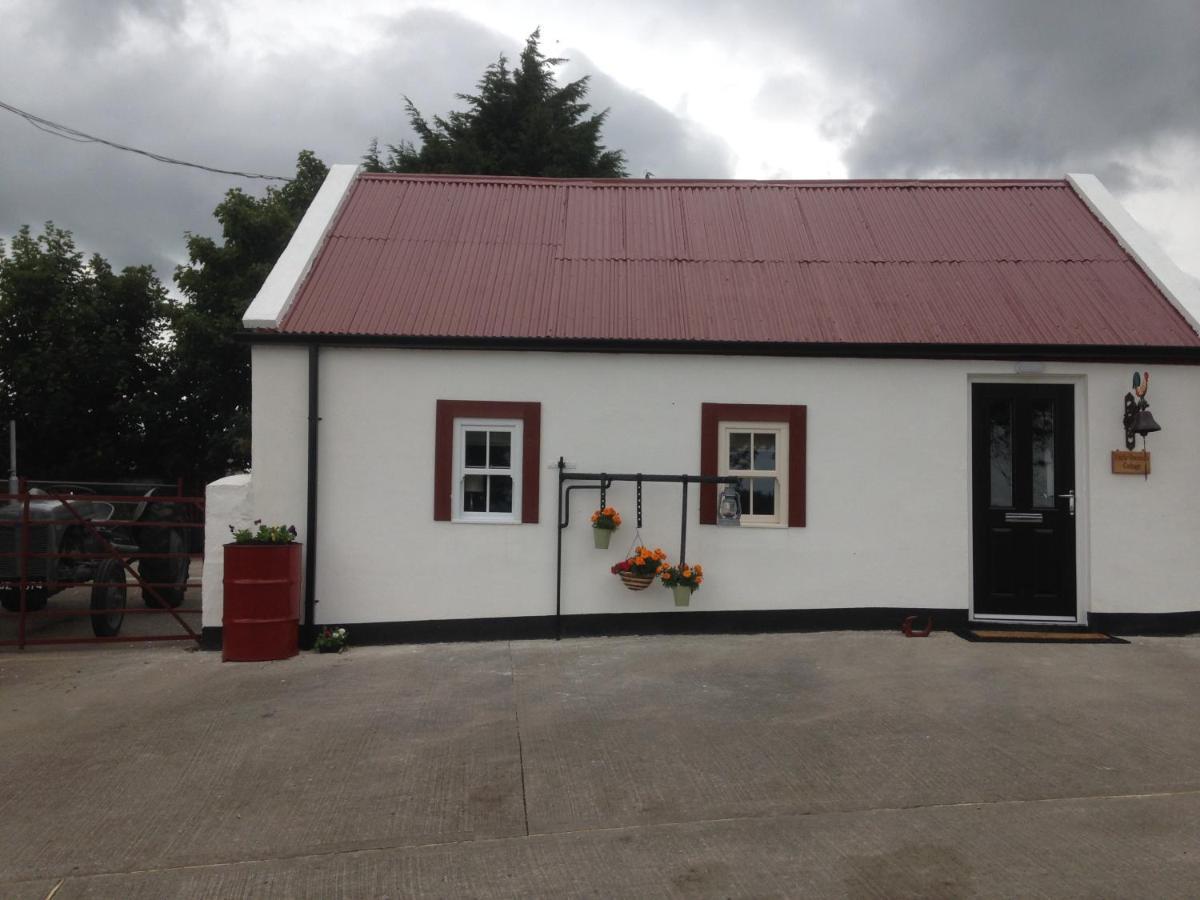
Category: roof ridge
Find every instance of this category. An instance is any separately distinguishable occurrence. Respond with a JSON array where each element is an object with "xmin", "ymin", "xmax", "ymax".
[
  {"xmin": 356, "ymin": 172, "xmax": 1069, "ymax": 190},
  {"xmin": 543, "ymin": 256, "xmax": 1128, "ymax": 264}
]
